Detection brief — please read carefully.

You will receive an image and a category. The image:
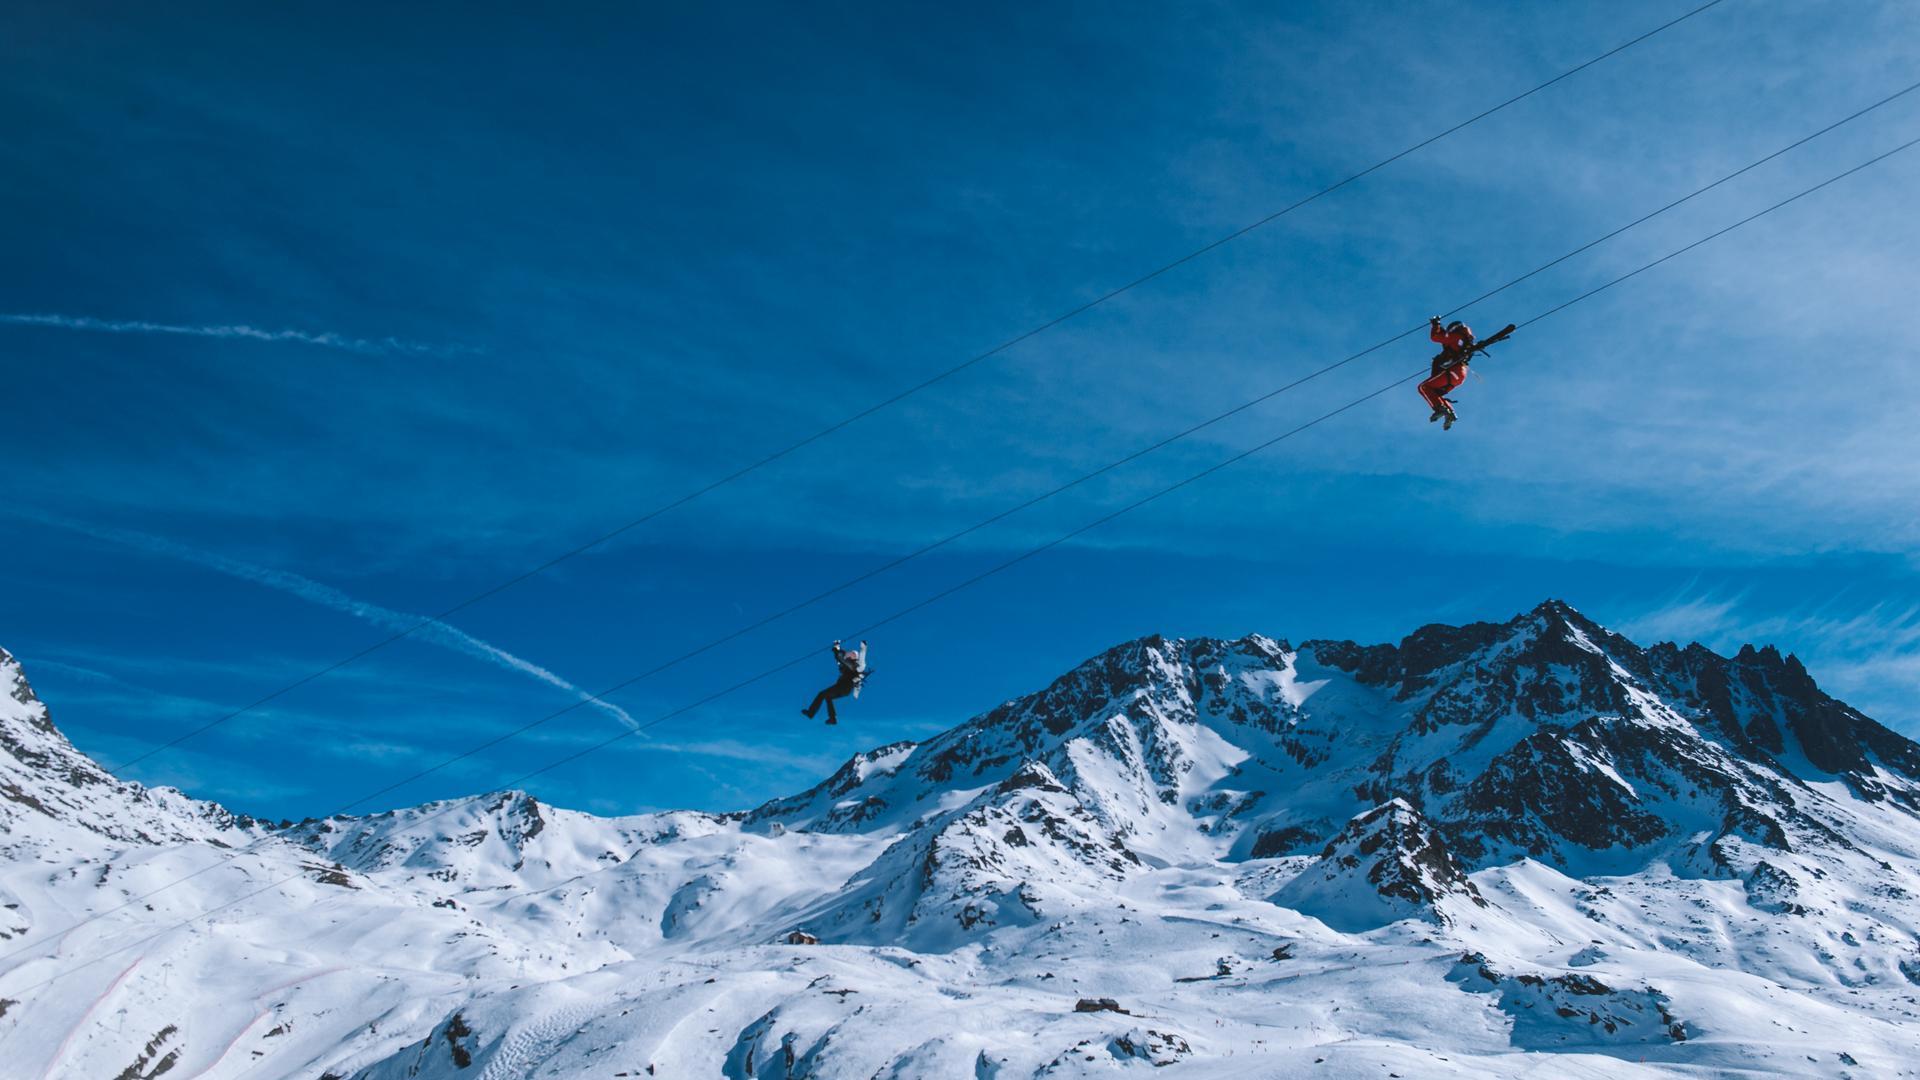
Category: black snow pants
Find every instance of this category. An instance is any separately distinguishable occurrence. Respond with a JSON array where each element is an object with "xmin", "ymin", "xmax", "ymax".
[{"xmin": 805, "ymin": 677, "xmax": 857, "ymax": 723}]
